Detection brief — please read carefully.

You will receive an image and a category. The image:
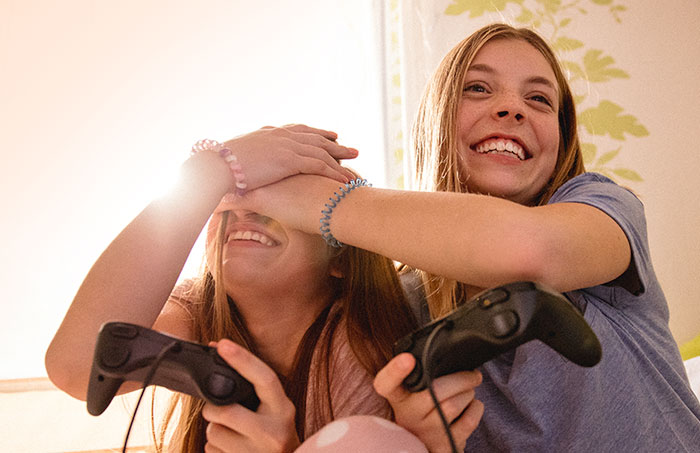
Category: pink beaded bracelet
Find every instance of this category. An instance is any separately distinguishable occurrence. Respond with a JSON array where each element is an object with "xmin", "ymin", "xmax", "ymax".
[{"xmin": 191, "ymin": 139, "xmax": 247, "ymax": 194}]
